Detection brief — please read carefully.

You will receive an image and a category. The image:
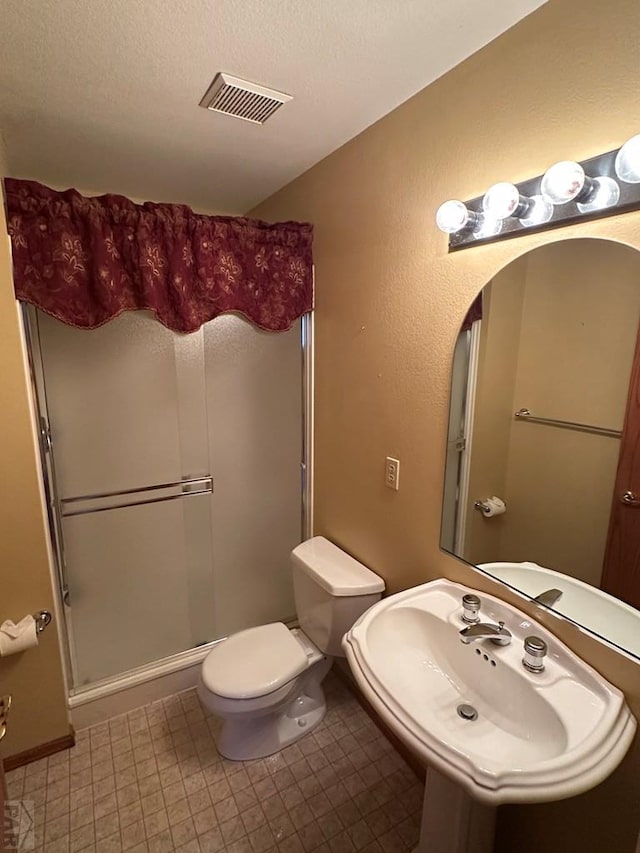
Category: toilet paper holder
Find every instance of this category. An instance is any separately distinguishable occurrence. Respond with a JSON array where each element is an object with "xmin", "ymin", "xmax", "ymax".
[
  {"xmin": 34, "ymin": 610, "xmax": 52, "ymax": 634},
  {"xmin": 473, "ymin": 496, "xmax": 507, "ymax": 517}
]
